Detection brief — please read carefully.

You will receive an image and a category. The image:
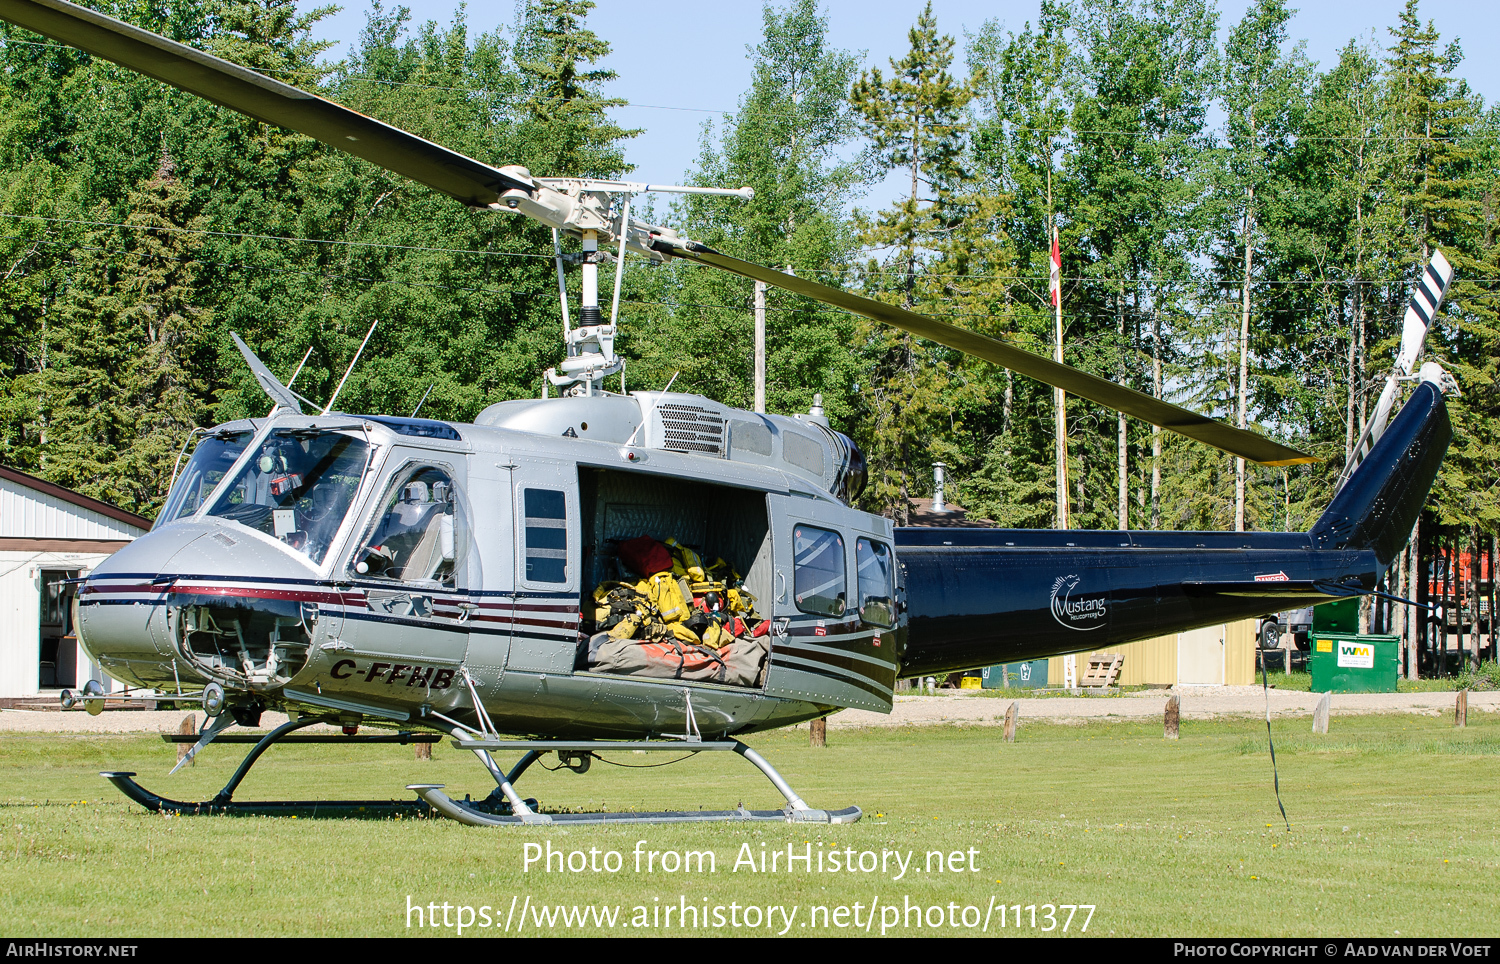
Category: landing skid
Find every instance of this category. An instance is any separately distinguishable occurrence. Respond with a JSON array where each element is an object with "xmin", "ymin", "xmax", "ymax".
[
  {"xmin": 414, "ymin": 737, "xmax": 862, "ymax": 826},
  {"xmin": 100, "ymin": 771, "xmax": 435, "ymax": 818},
  {"xmin": 98, "ymin": 718, "xmax": 861, "ymax": 825},
  {"xmin": 101, "ymin": 717, "xmax": 439, "ymax": 817}
]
